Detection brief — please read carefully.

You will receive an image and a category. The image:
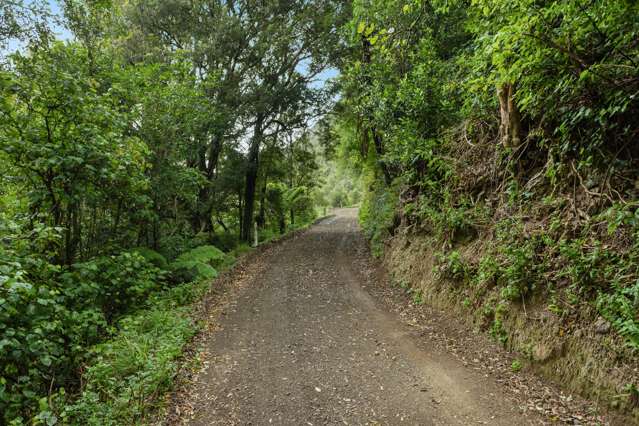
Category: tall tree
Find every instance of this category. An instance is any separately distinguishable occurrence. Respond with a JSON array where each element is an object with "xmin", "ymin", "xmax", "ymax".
[{"xmin": 238, "ymin": 0, "xmax": 346, "ymax": 241}]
